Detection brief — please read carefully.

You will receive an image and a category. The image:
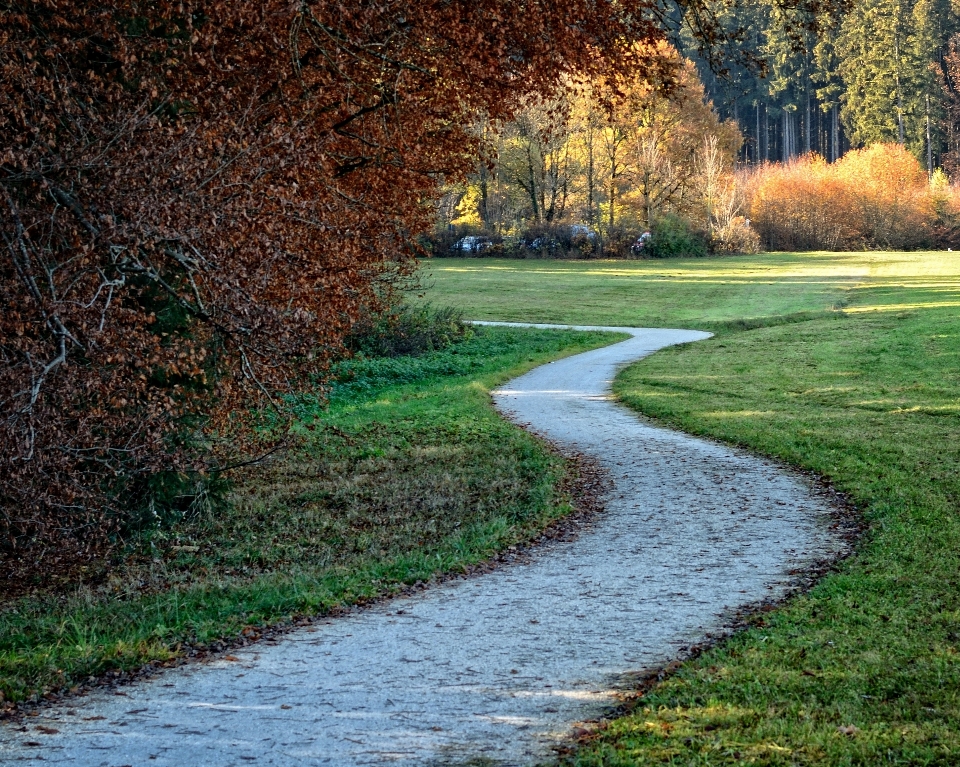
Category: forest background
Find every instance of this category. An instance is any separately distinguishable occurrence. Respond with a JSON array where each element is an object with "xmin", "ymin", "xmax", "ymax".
[{"xmin": 434, "ymin": 0, "xmax": 960, "ymax": 256}]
